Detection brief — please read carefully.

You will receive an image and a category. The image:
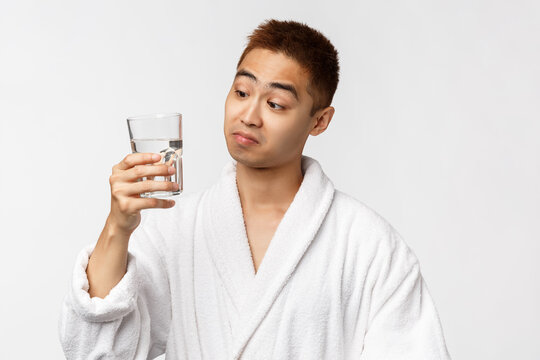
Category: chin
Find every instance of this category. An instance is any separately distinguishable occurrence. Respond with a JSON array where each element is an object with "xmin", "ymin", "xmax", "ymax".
[
  {"xmin": 227, "ymin": 148, "xmax": 270, "ymax": 169},
  {"xmin": 229, "ymin": 151, "xmax": 257, "ymax": 168}
]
